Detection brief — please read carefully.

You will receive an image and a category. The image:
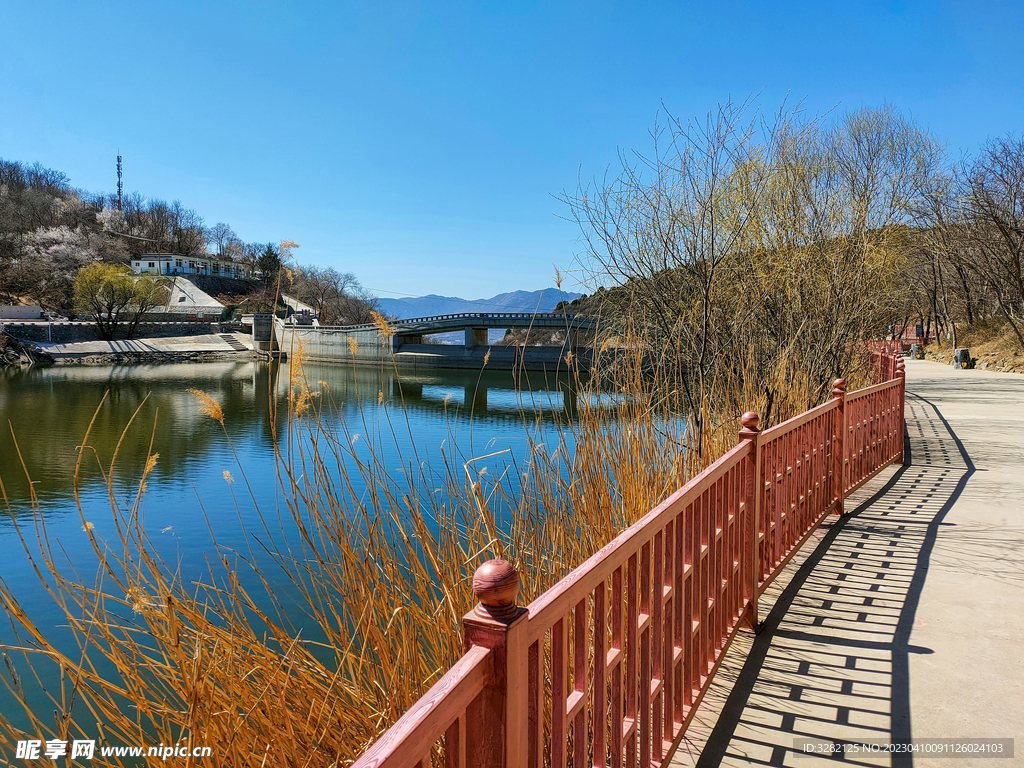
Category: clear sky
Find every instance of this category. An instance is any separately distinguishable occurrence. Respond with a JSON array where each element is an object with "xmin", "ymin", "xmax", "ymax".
[{"xmin": 2, "ymin": 1, "xmax": 1022, "ymax": 299}]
